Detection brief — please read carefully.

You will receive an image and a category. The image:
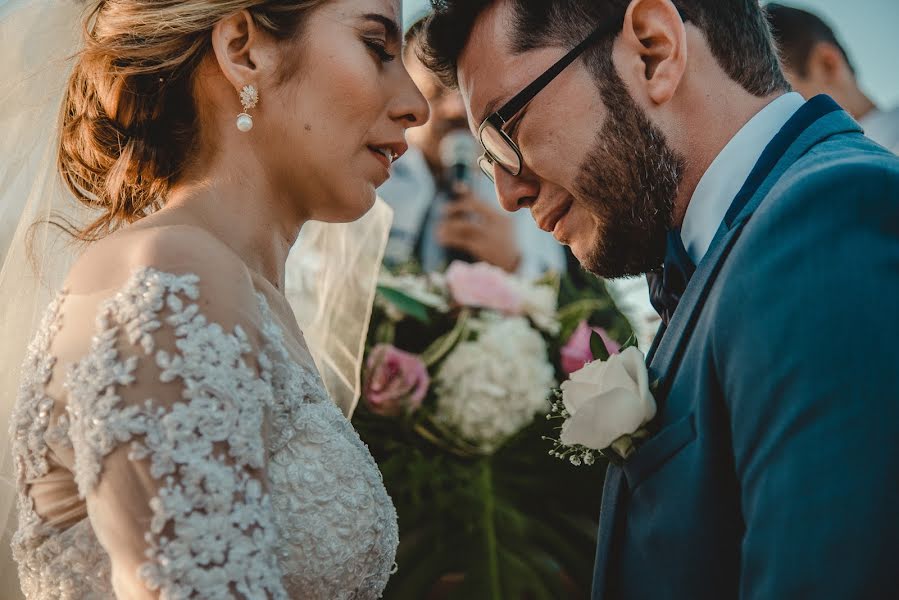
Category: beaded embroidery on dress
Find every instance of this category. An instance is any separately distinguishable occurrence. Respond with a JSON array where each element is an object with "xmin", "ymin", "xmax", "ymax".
[{"xmin": 9, "ymin": 268, "xmax": 398, "ymax": 599}]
